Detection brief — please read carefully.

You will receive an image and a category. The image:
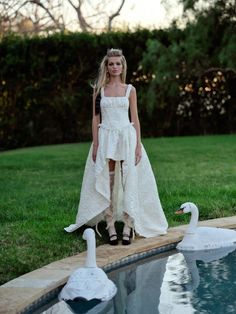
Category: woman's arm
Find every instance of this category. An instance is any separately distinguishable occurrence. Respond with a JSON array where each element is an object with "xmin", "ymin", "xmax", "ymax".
[
  {"xmin": 129, "ymin": 86, "xmax": 142, "ymax": 165},
  {"xmin": 92, "ymin": 91, "xmax": 101, "ymax": 162}
]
